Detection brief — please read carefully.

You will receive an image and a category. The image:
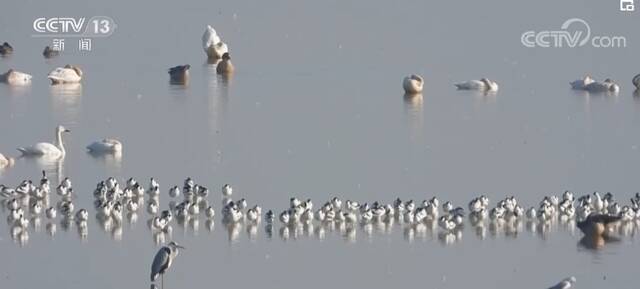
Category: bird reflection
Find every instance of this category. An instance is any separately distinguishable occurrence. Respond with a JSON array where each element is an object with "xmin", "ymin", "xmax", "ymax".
[
  {"xmin": 5, "ymin": 84, "xmax": 31, "ymax": 97},
  {"xmin": 87, "ymin": 150, "xmax": 123, "ymax": 175},
  {"xmin": 403, "ymin": 93, "xmax": 423, "ymax": 142},
  {"xmin": 50, "ymin": 83, "xmax": 82, "ymax": 123},
  {"xmin": 579, "ymin": 235, "xmax": 620, "ymax": 250}
]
